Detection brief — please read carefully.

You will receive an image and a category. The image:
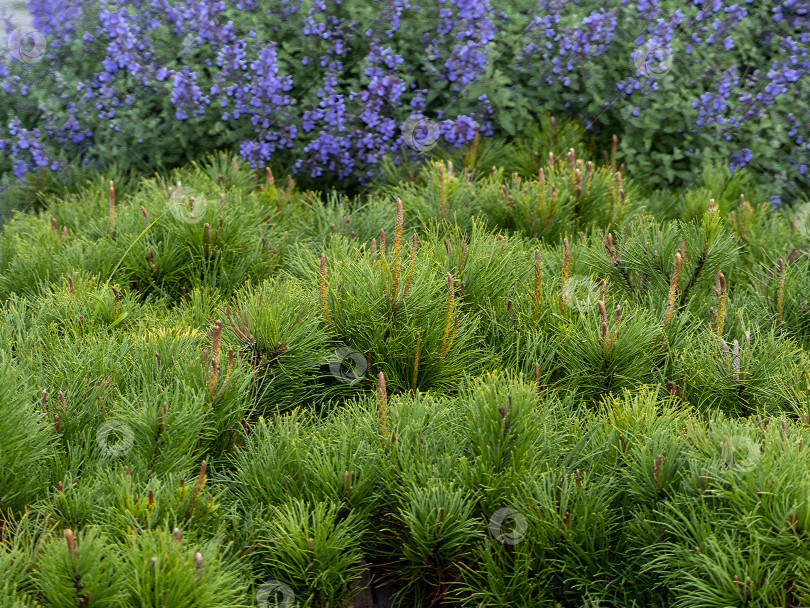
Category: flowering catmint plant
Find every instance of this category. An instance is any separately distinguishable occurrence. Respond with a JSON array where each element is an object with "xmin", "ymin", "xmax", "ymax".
[{"xmin": 0, "ymin": 0, "xmax": 807, "ymax": 198}]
